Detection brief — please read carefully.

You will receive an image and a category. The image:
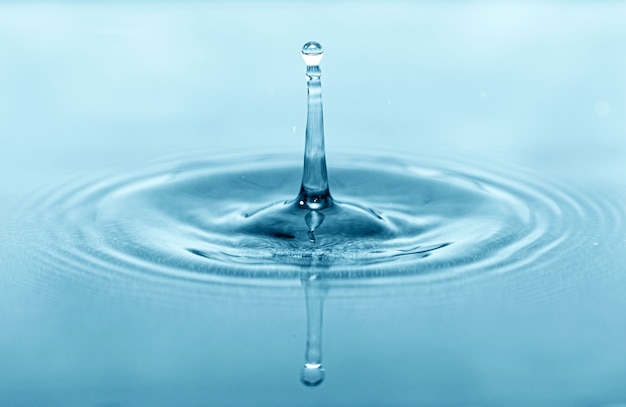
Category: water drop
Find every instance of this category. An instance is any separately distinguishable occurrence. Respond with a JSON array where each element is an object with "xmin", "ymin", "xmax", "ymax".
[
  {"xmin": 29, "ymin": 41, "xmax": 605, "ymax": 284},
  {"xmin": 301, "ymin": 41, "xmax": 324, "ymax": 67}
]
